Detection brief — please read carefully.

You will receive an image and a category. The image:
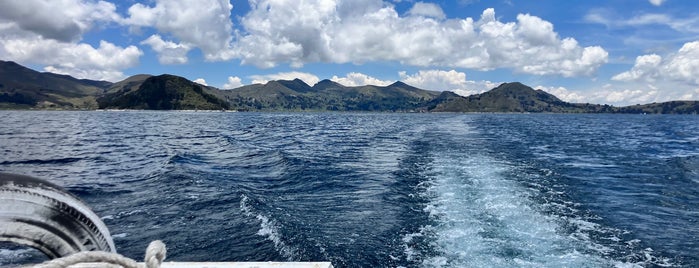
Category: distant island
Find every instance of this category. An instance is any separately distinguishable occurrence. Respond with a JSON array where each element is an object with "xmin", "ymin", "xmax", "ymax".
[{"xmin": 1, "ymin": 60, "xmax": 698, "ymax": 114}]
